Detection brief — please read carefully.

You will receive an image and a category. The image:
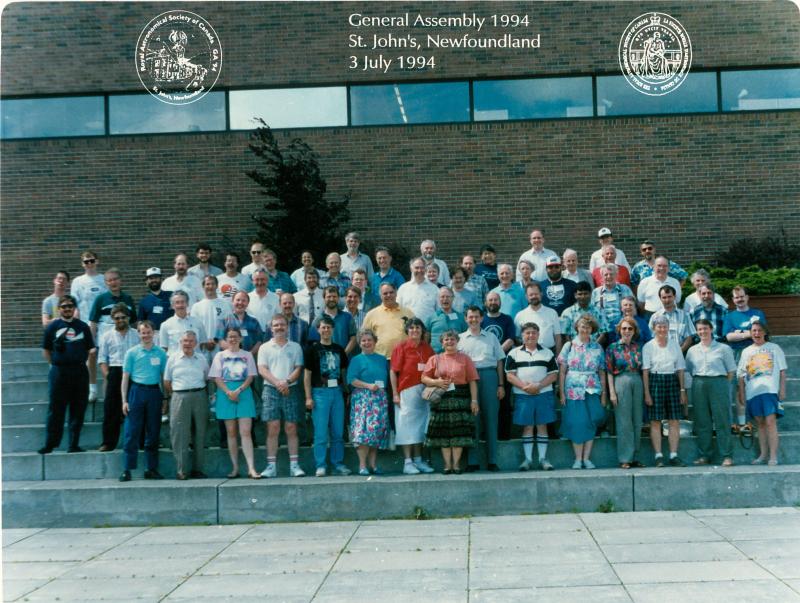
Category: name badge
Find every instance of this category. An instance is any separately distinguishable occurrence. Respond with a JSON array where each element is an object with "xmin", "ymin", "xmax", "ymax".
[
  {"xmin": 605, "ymin": 293, "xmax": 617, "ymax": 303},
  {"xmin": 417, "ymin": 363, "xmax": 426, "ymax": 371},
  {"xmin": 153, "ymin": 306, "xmax": 163, "ymax": 314},
  {"xmin": 447, "ymin": 313, "xmax": 458, "ymax": 320},
  {"xmin": 447, "ymin": 382, "xmax": 456, "ymax": 392},
  {"xmin": 240, "ymin": 329, "xmax": 248, "ymax": 337},
  {"xmin": 375, "ymin": 380, "xmax": 385, "ymax": 388},
  {"xmin": 327, "ymin": 378, "xmax": 338, "ymax": 387},
  {"xmin": 150, "ymin": 357, "xmax": 161, "ymax": 366}
]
